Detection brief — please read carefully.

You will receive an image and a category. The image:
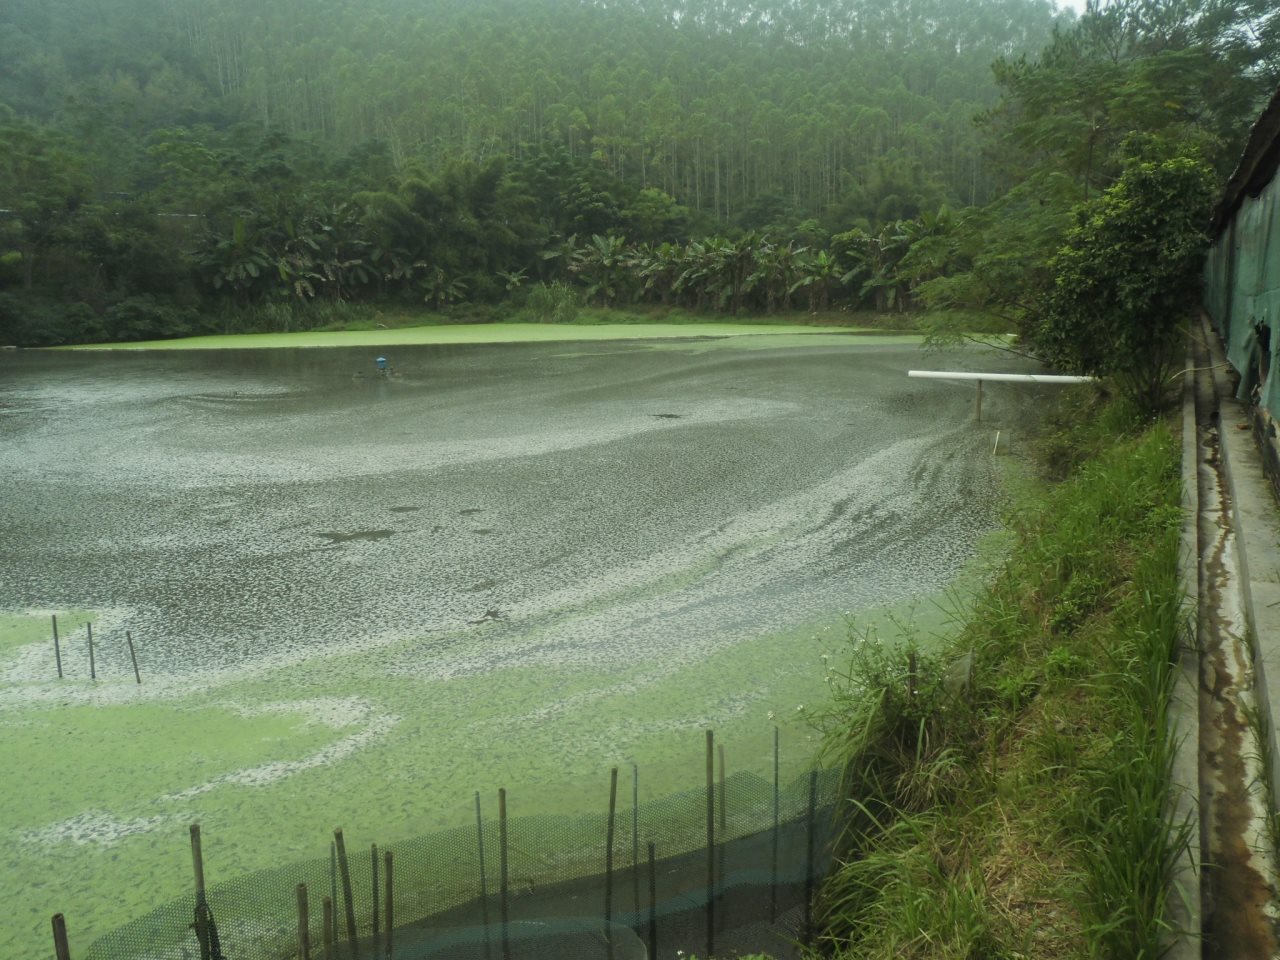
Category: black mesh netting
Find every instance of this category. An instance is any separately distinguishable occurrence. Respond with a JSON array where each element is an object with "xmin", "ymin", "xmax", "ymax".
[{"xmin": 83, "ymin": 765, "xmax": 842, "ymax": 960}]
